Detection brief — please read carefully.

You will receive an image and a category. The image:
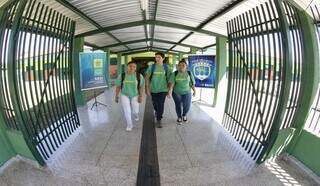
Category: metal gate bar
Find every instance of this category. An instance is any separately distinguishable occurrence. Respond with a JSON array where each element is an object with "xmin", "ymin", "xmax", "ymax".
[
  {"xmin": 222, "ymin": 0, "xmax": 303, "ymax": 162},
  {"xmin": 0, "ymin": 0, "xmax": 80, "ymax": 164},
  {"xmin": 0, "ymin": 1, "xmax": 19, "ymax": 130}
]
